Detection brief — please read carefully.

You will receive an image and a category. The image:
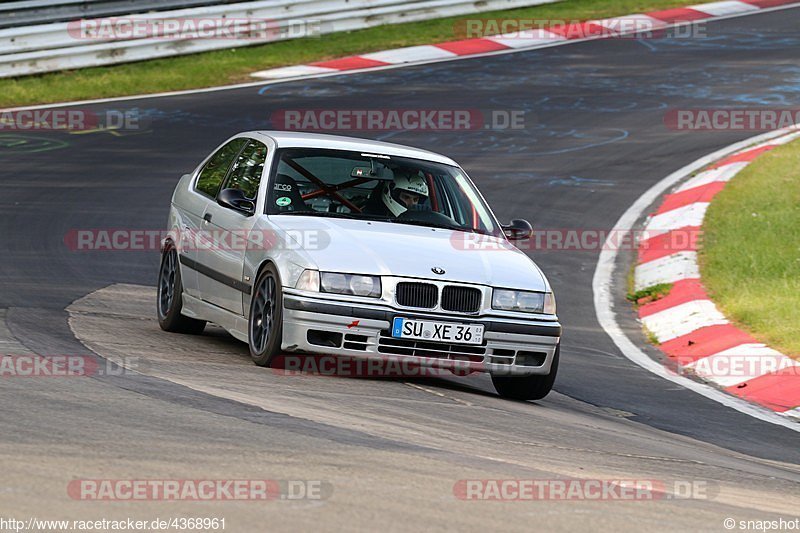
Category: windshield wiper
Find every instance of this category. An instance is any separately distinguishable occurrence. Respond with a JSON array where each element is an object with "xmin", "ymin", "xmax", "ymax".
[{"xmin": 388, "ymin": 218, "xmax": 465, "ymax": 232}]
